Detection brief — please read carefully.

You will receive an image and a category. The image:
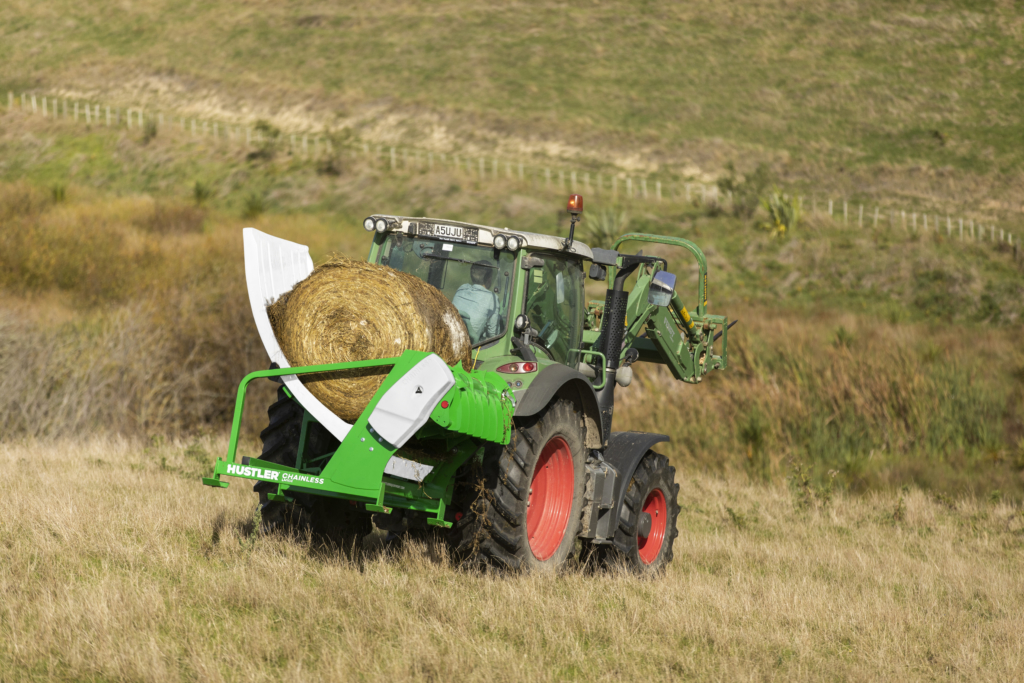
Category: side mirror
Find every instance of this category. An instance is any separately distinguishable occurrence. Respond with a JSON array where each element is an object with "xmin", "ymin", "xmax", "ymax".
[{"xmin": 647, "ymin": 271, "xmax": 676, "ymax": 307}]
